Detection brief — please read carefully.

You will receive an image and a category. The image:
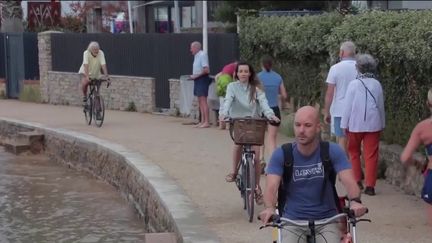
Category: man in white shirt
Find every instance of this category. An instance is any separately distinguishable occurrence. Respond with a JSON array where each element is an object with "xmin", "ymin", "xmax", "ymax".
[
  {"xmin": 324, "ymin": 41, "xmax": 358, "ymax": 152},
  {"xmin": 189, "ymin": 41, "xmax": 211, "ymax": 128}
]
